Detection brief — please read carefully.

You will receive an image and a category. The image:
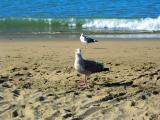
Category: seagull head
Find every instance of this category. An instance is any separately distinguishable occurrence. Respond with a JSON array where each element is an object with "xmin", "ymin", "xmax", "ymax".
[
  {"xmin": 75, "ymin": 48, "xmax": 83, "ymax": 59},
  {"xmin": 81, "ymin": 33, "xmax": 84, "ymax": 36},
  {"xmin": 75, "ymin": 48, "xmax": 81, "ymax": 54}
]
